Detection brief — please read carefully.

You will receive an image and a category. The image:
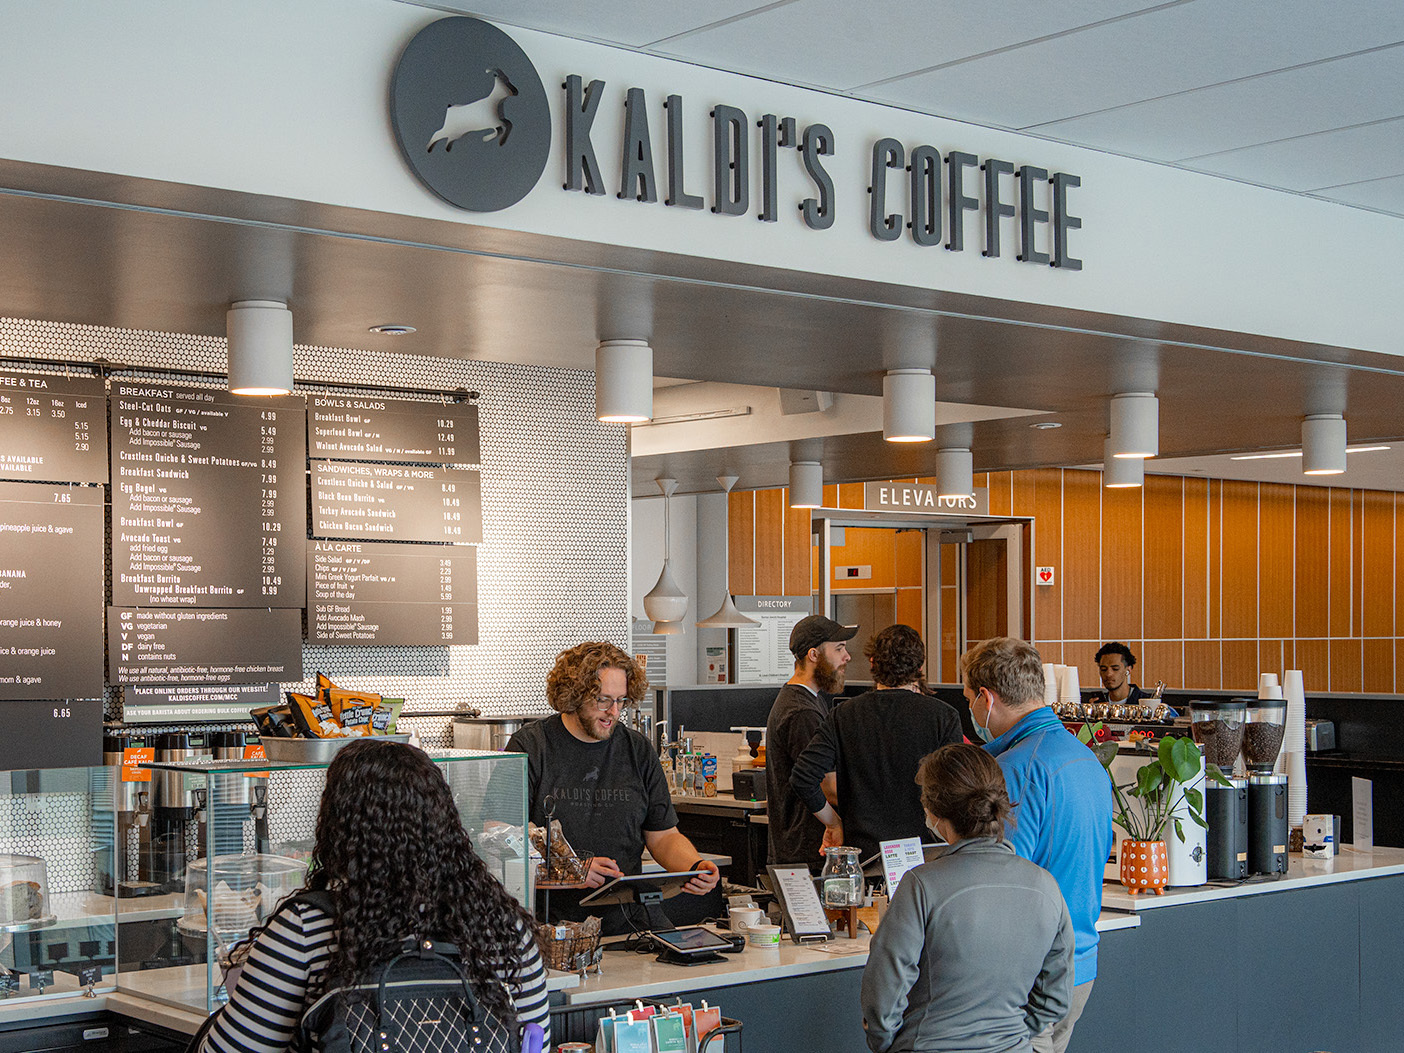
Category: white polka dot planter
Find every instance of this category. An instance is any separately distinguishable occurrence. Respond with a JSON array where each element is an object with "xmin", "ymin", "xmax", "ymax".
[{"xmin": 1119, "ymin": 839, "xmax": 1169, "ymax": 895}]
